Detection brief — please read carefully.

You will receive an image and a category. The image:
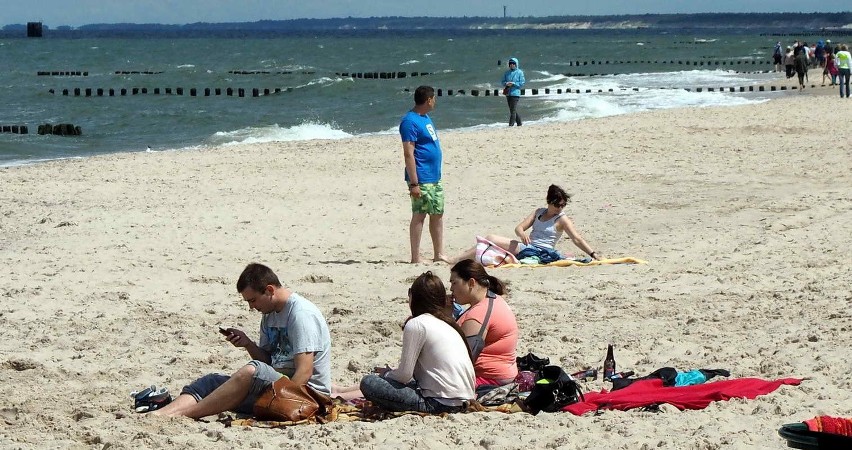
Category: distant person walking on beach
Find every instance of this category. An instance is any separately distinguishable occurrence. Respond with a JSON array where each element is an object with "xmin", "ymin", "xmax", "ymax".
[
  {"xmin": 823, "ymin": 49, "xmax": 838, "ymax": 86},
  {"xmin": 835, "ymin": 45, "xmax": 852, "ymax": 98},
  {"xmin": 773, "ymin": 42, "xmax": 783, "ymax": 72},
  {"xmin": 784, "ymin": 46, "xmax": 795, "ymax": 79},
  {"xmin": 794, "ymin": 46, "xmax": 808, "ymax": 91},
  {"xmin": 401, "ymin": 85, "xmax": 446, "ymax": 263},
  {"xmin": 501, "ymin": 57, "xmax": 525, "ymax": 126}
]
